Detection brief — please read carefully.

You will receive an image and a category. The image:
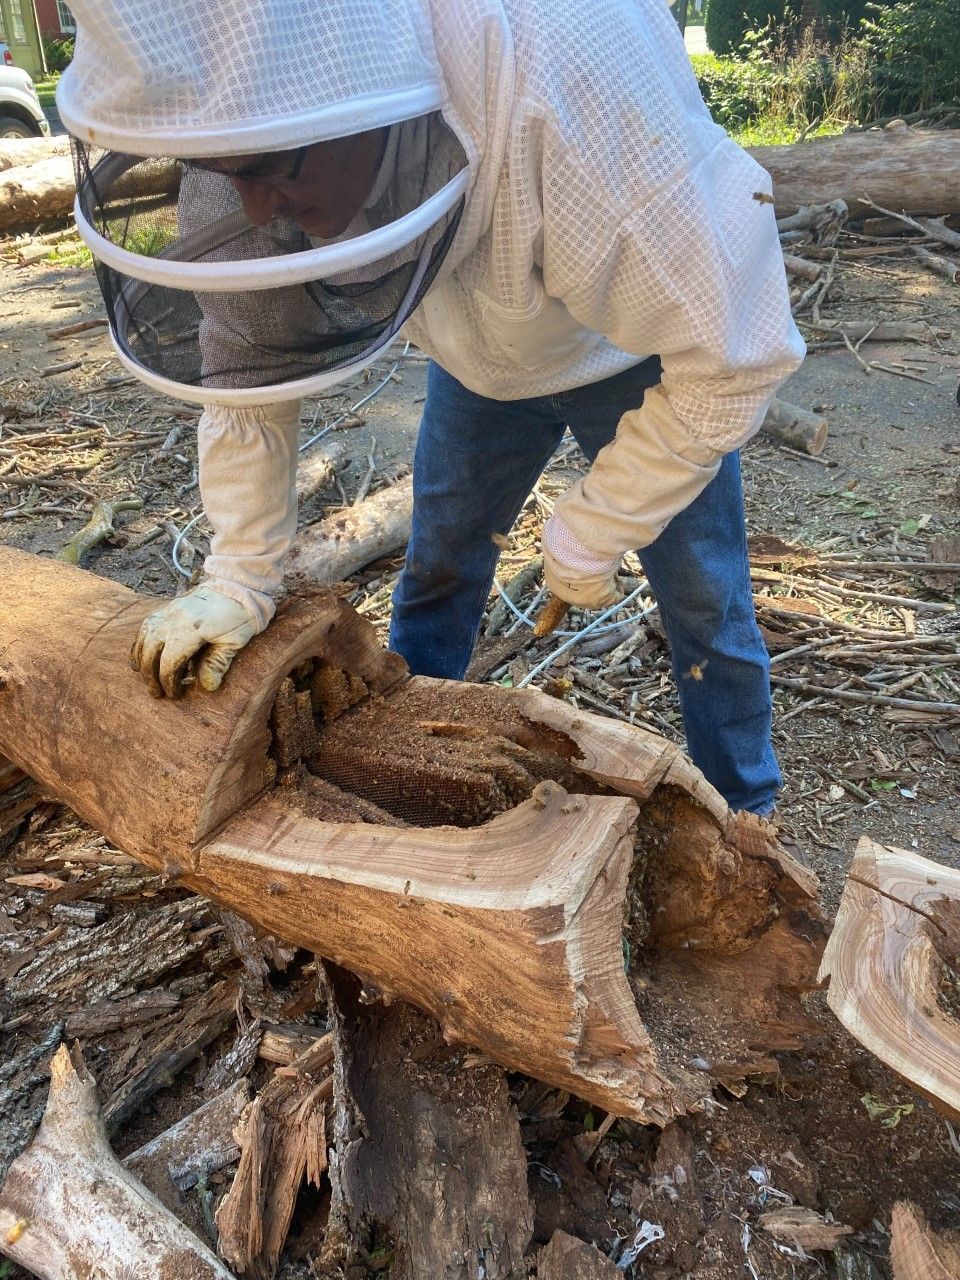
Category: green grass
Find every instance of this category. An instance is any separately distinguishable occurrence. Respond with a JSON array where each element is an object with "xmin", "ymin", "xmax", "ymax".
[
  {"xmin": 34, "ymin": 75, "xmax": 58, "ymax": 111},
  {"xmin": 731, "ymin": 117, "xmax": 846, "ymax": 145}
]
